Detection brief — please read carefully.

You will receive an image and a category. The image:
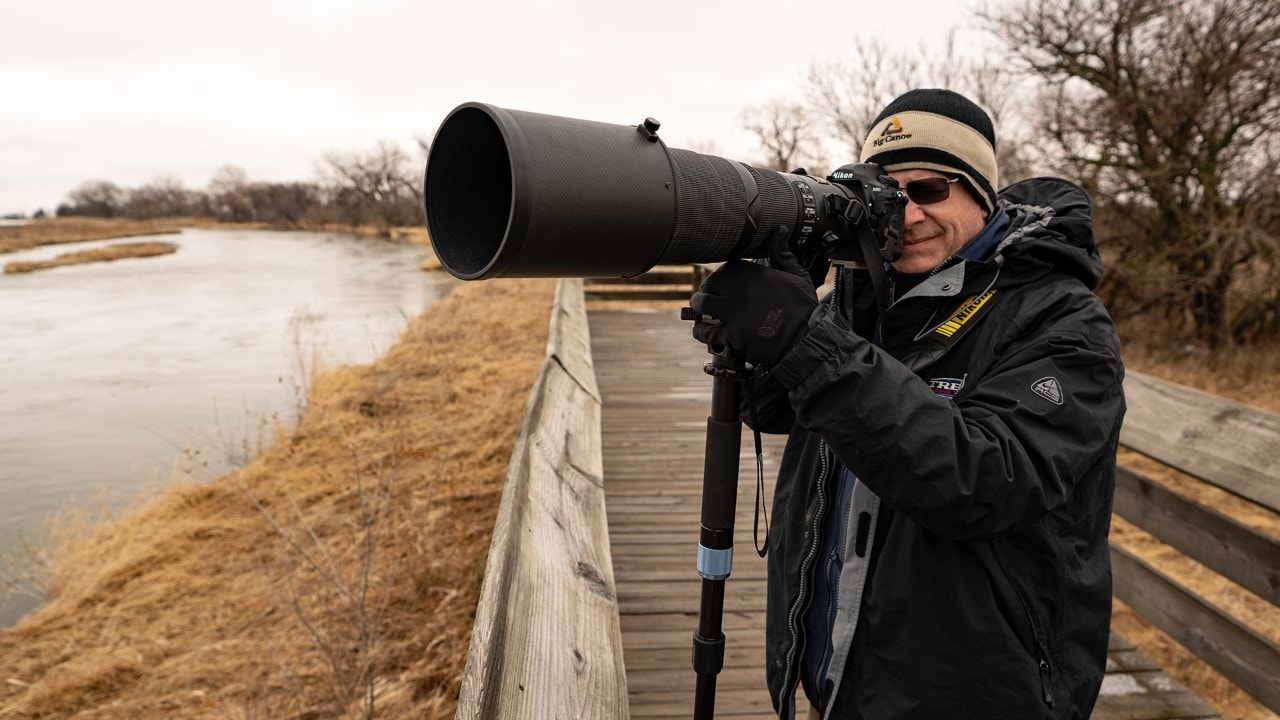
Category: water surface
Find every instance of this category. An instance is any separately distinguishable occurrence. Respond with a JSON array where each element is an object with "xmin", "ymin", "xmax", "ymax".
[{"xmin": 0, "ymin": 228, "xmax": 452, "ymax": 624}]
